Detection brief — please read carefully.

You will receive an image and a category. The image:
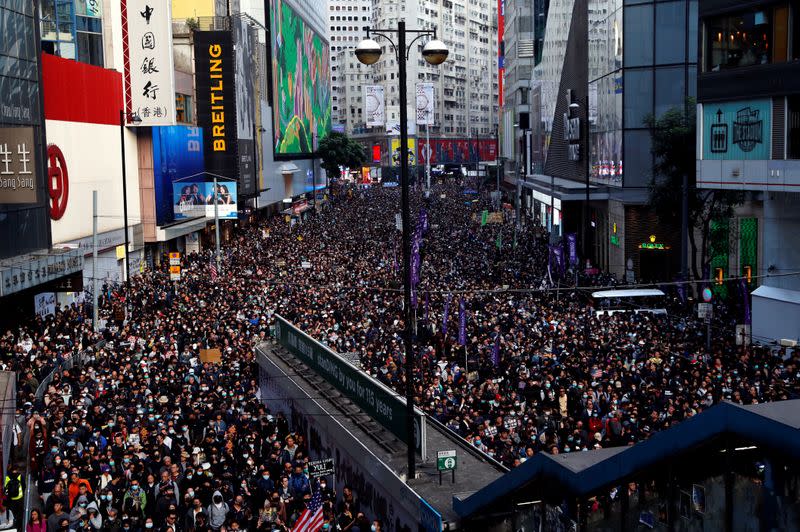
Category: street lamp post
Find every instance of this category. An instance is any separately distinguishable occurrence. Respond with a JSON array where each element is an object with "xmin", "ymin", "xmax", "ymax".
[
  {"xmin": 356, "ymin": 24, "xmax": 448, "ymax": 481},
  {"xmin": 569, "ymin": 97, "xmax": 591, "ymax": 262},
  {"xmin": 119, "ymin": 110, "xmax": 141, "ymax": 292},
  {"xmin": 494, "ymin": 123, "xmax": 500, "ymax": 193}
]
